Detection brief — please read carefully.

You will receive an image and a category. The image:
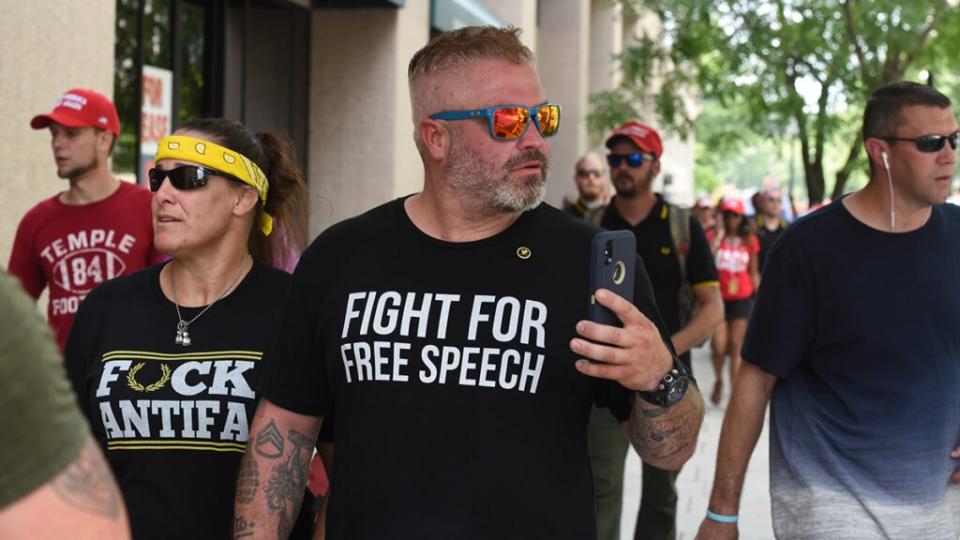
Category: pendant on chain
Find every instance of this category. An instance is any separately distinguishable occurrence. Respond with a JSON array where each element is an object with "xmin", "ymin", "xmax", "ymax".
[
  {"xmin": 175, "ymin": 320, "xmax": 192, "ymax": 347},
  {"xmin": 170, "ymin": 254, "xmax": 250, "ymax": 349}
]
